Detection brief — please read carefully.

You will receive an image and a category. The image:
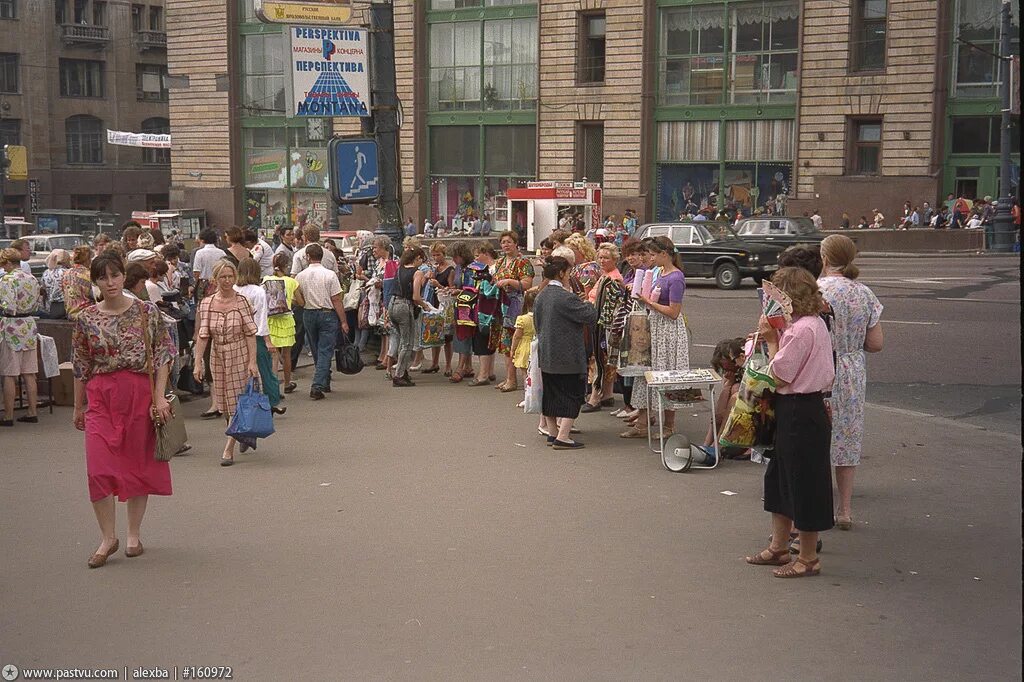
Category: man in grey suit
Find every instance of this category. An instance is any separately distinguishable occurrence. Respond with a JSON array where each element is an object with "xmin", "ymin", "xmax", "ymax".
[{"xmin": 533, "ymin": 256, "xmax": 598, "ymax": 450}]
